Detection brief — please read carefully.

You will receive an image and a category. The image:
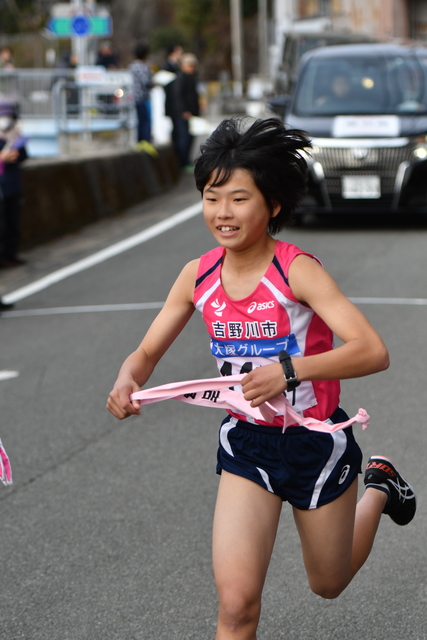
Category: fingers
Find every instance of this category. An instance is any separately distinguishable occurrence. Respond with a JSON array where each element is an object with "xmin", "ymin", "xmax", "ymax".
[
  {"xmin": 241, "ymin": 363, "xmax": 286, "ymax": 407},
  {"xmin": 1, "ymin": 149, "xmax": 18, "ymax": 162},
  {"xmin": 107, "ymin": 387, "xmax": 141, "ymax": 420}
]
